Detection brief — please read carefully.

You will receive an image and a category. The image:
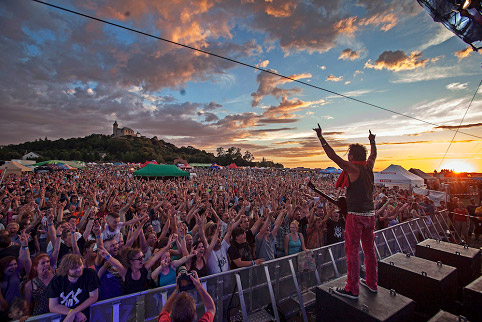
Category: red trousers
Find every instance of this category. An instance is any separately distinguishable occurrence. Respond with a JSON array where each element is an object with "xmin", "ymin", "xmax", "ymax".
[{"xmin": 344, "ymin": 213, "xmax": 377, "ymax": 295}]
